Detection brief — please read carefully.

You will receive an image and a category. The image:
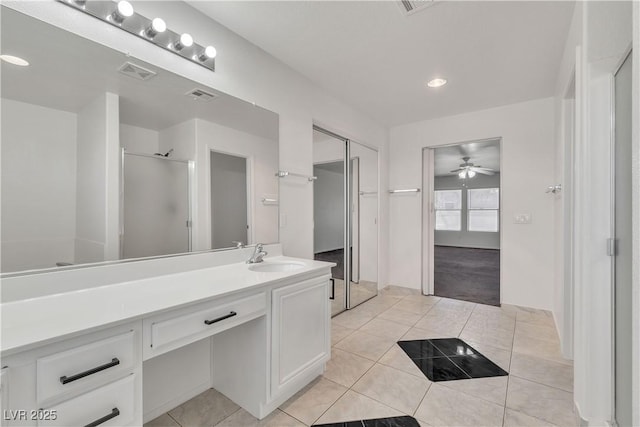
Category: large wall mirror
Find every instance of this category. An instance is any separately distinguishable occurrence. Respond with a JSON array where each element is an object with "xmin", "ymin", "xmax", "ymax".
[{"xmin": 1, "ymin": 6, "xmax": 279, "ymax": 274}]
